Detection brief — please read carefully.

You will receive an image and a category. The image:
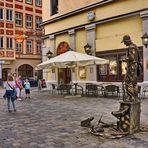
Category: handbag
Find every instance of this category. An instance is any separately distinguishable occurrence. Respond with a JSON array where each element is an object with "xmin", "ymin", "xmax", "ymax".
[{"xmin": 7, "ymin": 82, "xmax": 17, "ymax": 100}]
